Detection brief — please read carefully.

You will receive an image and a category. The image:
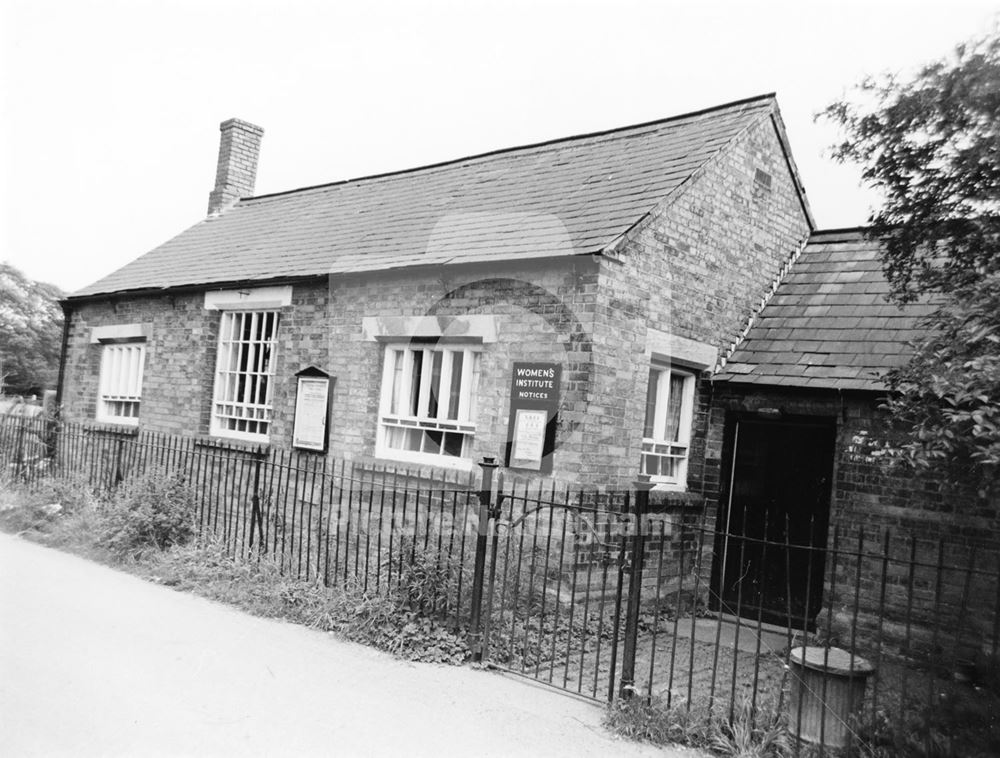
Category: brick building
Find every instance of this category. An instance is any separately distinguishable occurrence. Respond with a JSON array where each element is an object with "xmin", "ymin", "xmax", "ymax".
[
  {"xmin": 56, "ymin": 96, "xmax": 996, "ymax": 635},
  {"xmin": 59, "ymin": 95, "xmax": 812, "ymax": 494},
  {"xmin": 710, "ymin": 229, "xmax": 997, "ymax": 645}
]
